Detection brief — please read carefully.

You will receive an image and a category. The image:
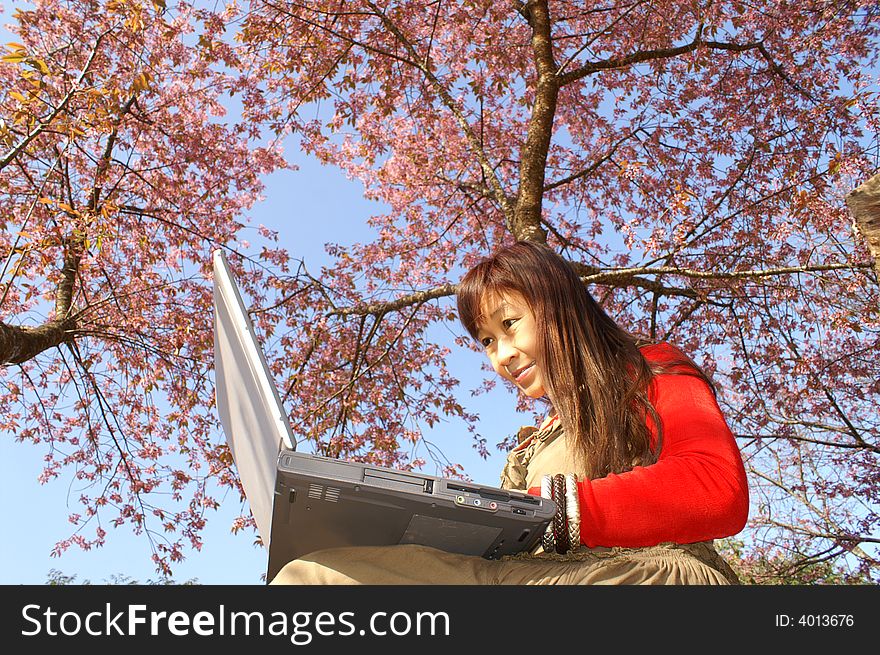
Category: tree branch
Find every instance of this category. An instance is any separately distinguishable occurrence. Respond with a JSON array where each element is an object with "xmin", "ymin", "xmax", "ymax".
[
  {"xmin": 323, "ymin": 260, "xmax": 870, "ymax": 320},
  {"xmin": 557, "ymin": 27, "xmax": 814, "ymax": 102},
  {"xmin": 557, "ymin": 24, "xmax": 707, "ymax": 86},
  {"xmin": 0, "ymin": 318, "xmax": 77, "ymax": 365},
  {"xmin": 749, "ymin": 464, "xmax": 879, "ymax": 561},
  {"xmin": 0, "ymin": 28, "xmax": 110, "ymax": 170},
  {"xmin": 0, "ymin": 233, "xmax": 84, "ymax": 365},
  {"xmin": 581, "ymin": 262, "xmax": 869, "ymax": 283},
  {"xmin": 512, "ymin": 0, "xmax": 557, "ymax": 243},
  {"xmin": 543, "ymin": 129, "xmax": 637, "ymax": 192},
  {"xmin": 361, "ymin": 1, "xmax": 517, "ymax": 225},
  {"xmin": 328, "ymin": 283, "xmax": 457, "ymax": 317}
]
